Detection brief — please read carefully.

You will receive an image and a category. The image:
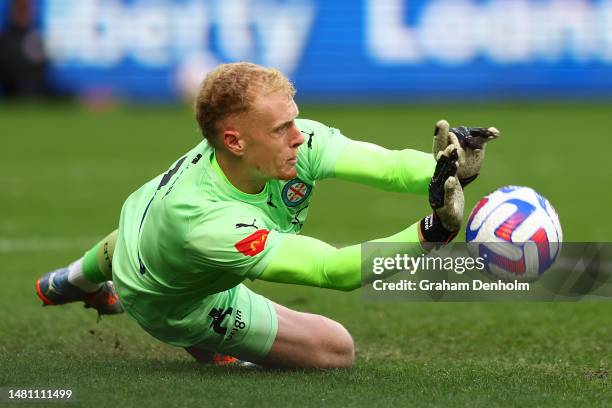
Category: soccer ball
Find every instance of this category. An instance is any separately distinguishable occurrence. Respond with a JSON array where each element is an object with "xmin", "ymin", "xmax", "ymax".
[{"xmin": 466, "ymin": 186, "xmax": 563, "ymax": 282}]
